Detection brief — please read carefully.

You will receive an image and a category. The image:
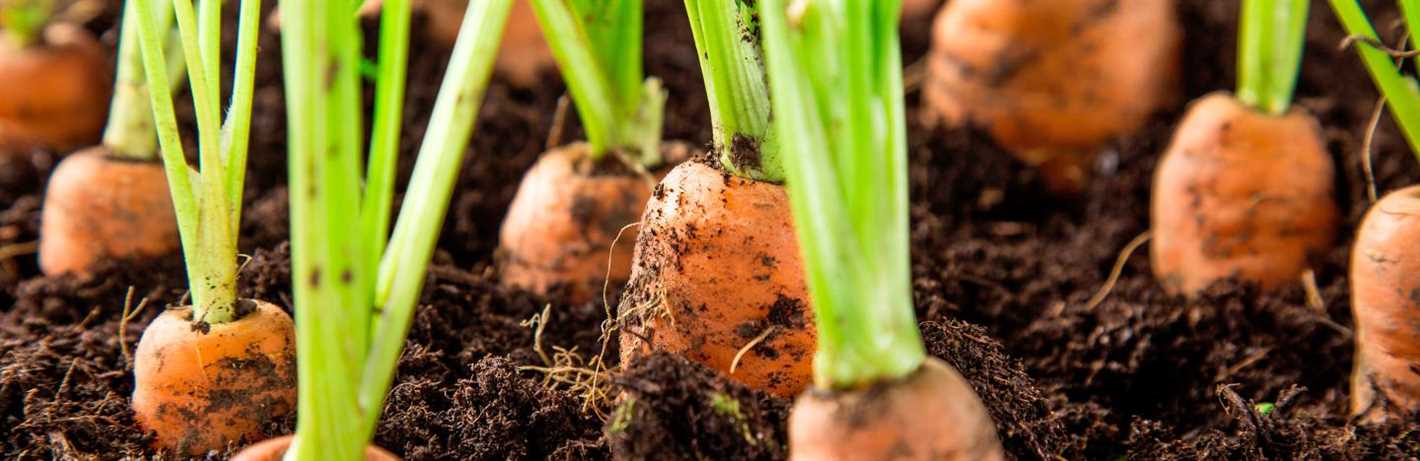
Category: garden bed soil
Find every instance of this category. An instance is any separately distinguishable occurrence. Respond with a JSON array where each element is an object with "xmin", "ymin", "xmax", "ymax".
[{"xmin": 5, "ymin": 0, "xmax": 1420, "ymax": 459}]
